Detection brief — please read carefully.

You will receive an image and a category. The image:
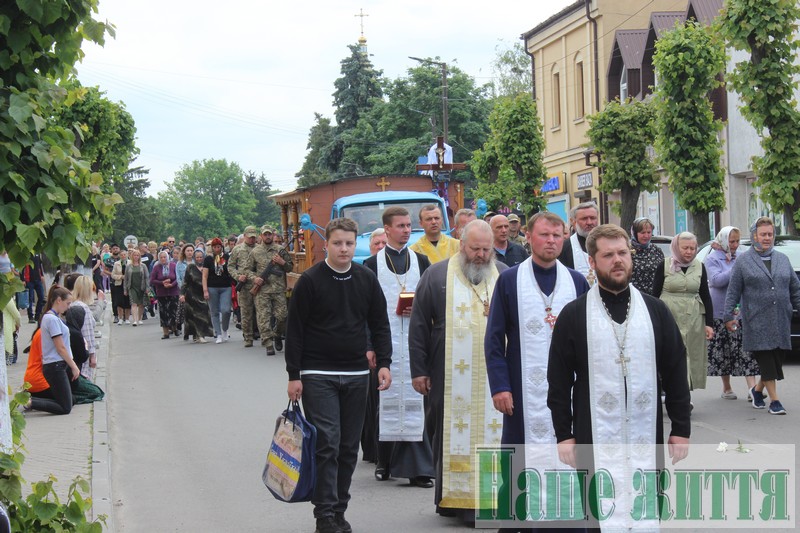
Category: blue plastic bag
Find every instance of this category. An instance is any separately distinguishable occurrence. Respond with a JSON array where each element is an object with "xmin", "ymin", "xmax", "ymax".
[{"xmin": 263, "ymin": 401, "xmax": 317, "ymax": 502}]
